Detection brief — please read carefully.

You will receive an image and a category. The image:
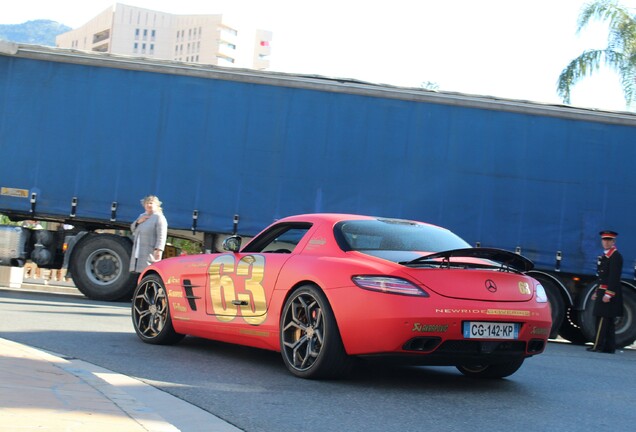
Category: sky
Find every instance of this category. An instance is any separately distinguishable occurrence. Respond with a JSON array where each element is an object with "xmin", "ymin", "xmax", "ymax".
[{"xmin": 4, "ymin": 0, "xmax": 636, "ymax": 111}]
